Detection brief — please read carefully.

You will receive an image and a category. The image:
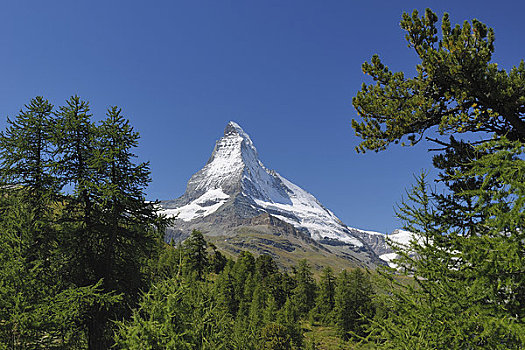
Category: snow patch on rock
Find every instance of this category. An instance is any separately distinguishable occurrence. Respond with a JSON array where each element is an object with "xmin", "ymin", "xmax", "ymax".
[
  {"xmin": 379, "ymin": 252, "xmax": 399, "ymax": 268},
  {"xmin": 387, "ymin": 229, "xmax": 413, "ymax": 246},
  {"xmin": 162, "ymin": 188, "xmax": 229, "ymax": 221},
  {"xmin": 254, "ymin": 175, "xmax": 363, "ymax": 246}
]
